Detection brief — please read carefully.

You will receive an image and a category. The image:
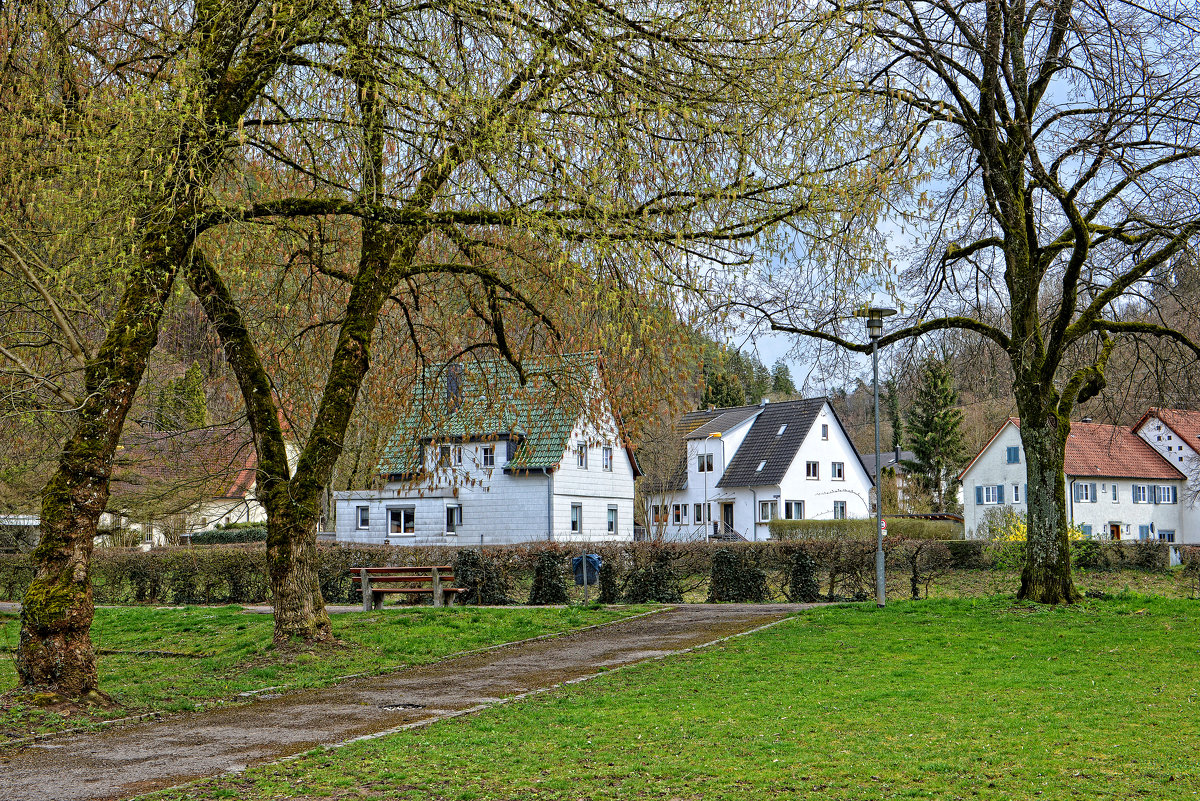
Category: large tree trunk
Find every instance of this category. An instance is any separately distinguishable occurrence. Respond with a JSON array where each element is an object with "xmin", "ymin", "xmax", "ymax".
[
  {"xmin": 265, "ymin": 487, "xmax": 332, "ymax": 642},
  {"xmin": 17, "ymin": 237, "xmax": 183, "ymax": 695},
  {"xmin": 1015, "ymin": 410, "xmax": 1081, "ymax": 604}
]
